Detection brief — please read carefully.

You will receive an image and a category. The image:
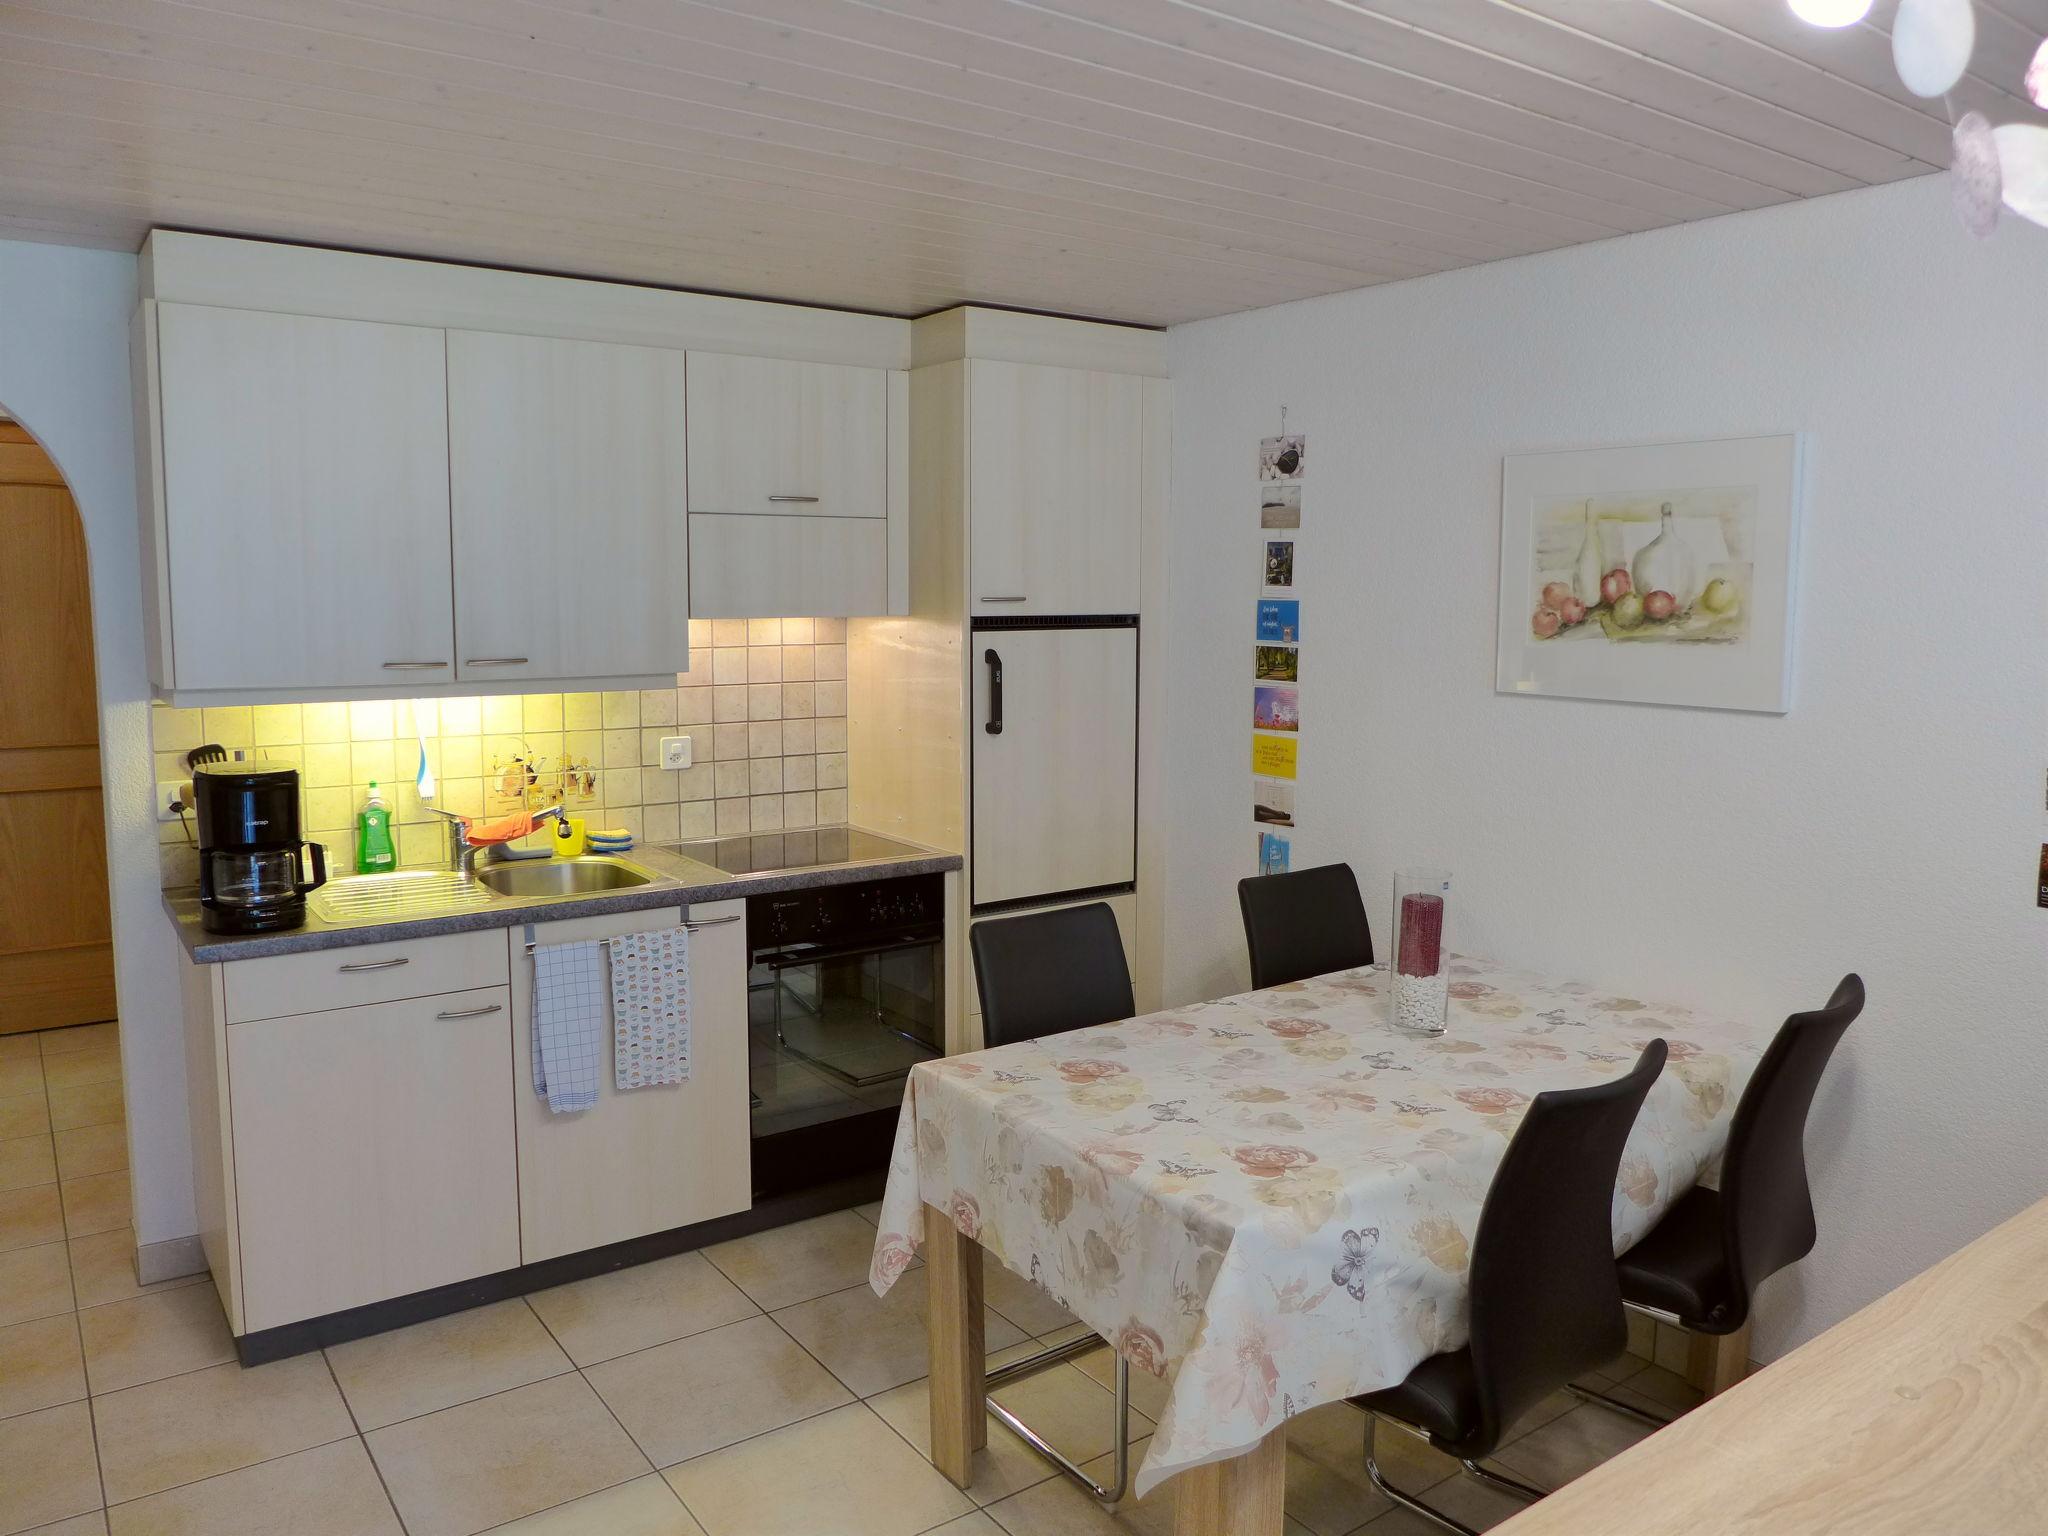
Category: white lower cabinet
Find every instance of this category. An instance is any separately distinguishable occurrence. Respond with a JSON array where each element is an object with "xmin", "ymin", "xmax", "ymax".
[
  {"xmin": 511, "ymin": 900, "xmax": 752, "ymax": 1264},
  {"xmin": 227, "ymin": 985, "xmax": 520, "ymax": 1332}
]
